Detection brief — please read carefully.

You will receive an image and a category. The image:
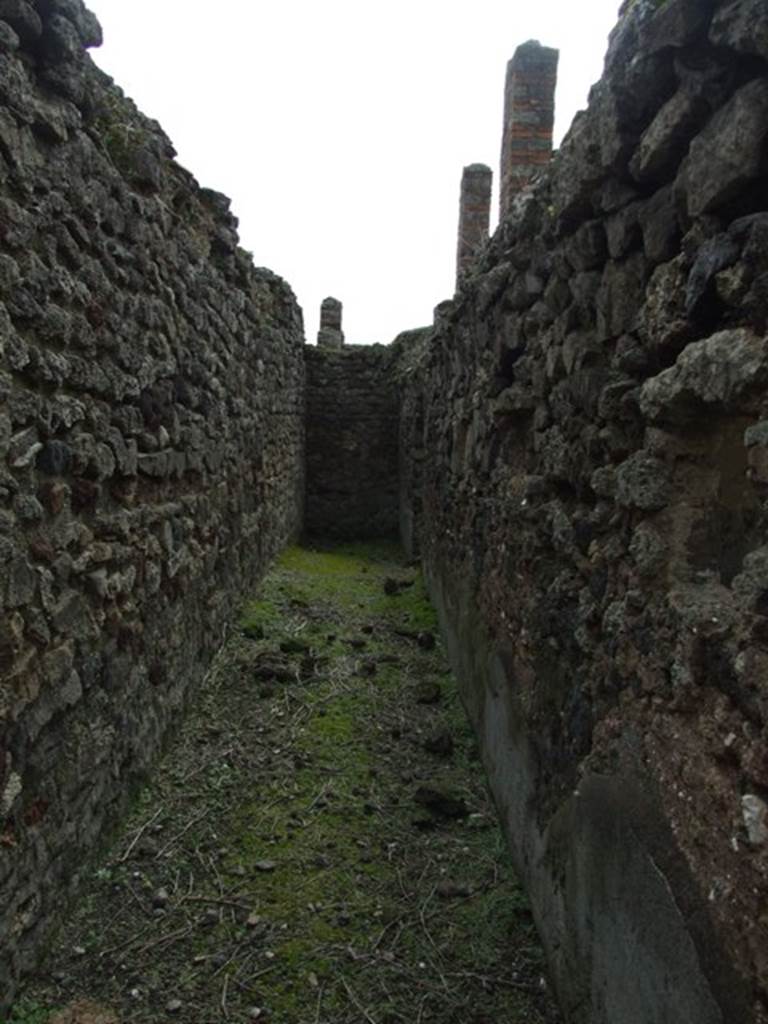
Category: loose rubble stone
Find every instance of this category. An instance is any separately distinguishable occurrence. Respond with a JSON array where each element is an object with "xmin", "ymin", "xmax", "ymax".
[
  {"xmin": 152, "ymin": 888, "xmax": 170, "ymax": 908},
  {"xmin": 742, "ymin": 794, "xmax": 768, "ymax": 846}
]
